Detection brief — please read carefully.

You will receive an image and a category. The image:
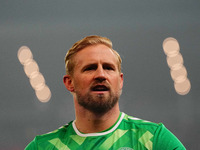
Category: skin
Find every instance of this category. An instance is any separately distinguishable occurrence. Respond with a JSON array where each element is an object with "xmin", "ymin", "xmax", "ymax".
[{"xmin": 63, "ymin": 44, "xmax": 123, "ymax": 133}]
